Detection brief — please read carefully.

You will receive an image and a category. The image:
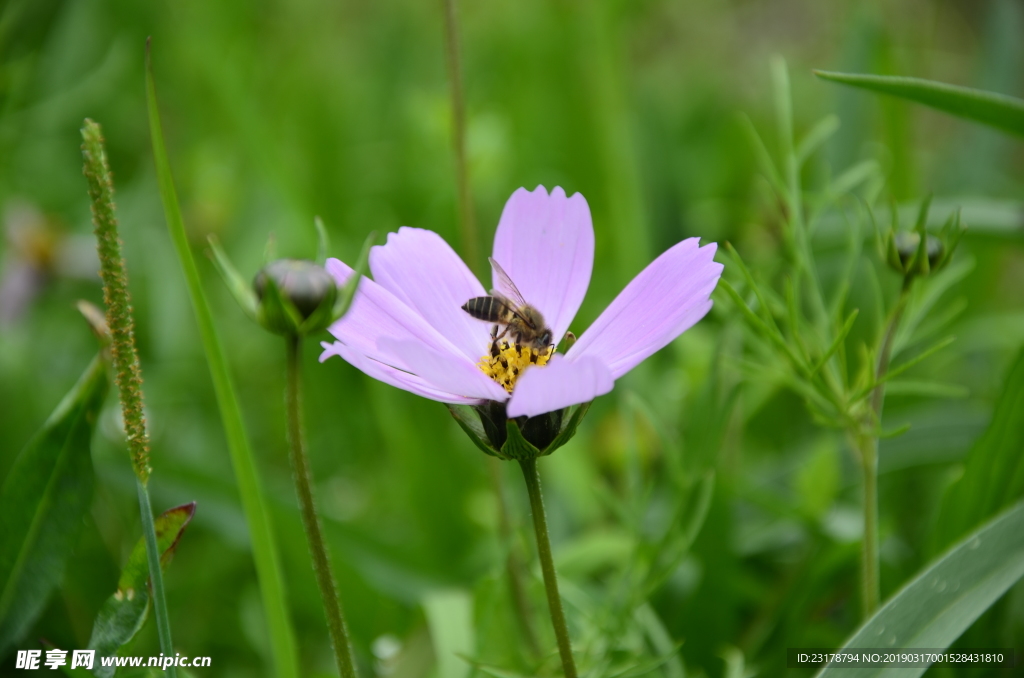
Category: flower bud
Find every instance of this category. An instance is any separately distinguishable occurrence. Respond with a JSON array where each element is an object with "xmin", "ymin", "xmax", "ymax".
[
  {"xmin": 893, "ymin": 232, "xmax": 944, "ymax": 270},
  {"xmin": 253, "ymin": 258, "xmax": 338, "ymax": 336},
  {"xmin": 881, "ymin": 197, "xmax": 964, "ymax": 280}
]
